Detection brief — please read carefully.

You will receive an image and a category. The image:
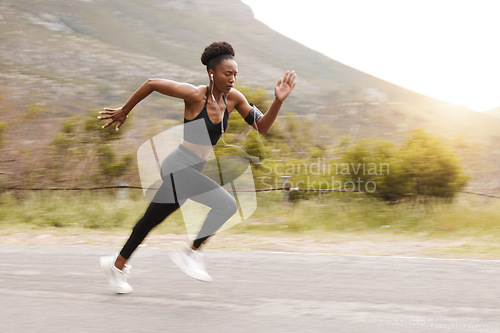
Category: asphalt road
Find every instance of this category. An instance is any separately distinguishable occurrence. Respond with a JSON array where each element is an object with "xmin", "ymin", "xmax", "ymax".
[{"xmin": 1, "ymin": 244, "xmax": 500, "ymax": 333}]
